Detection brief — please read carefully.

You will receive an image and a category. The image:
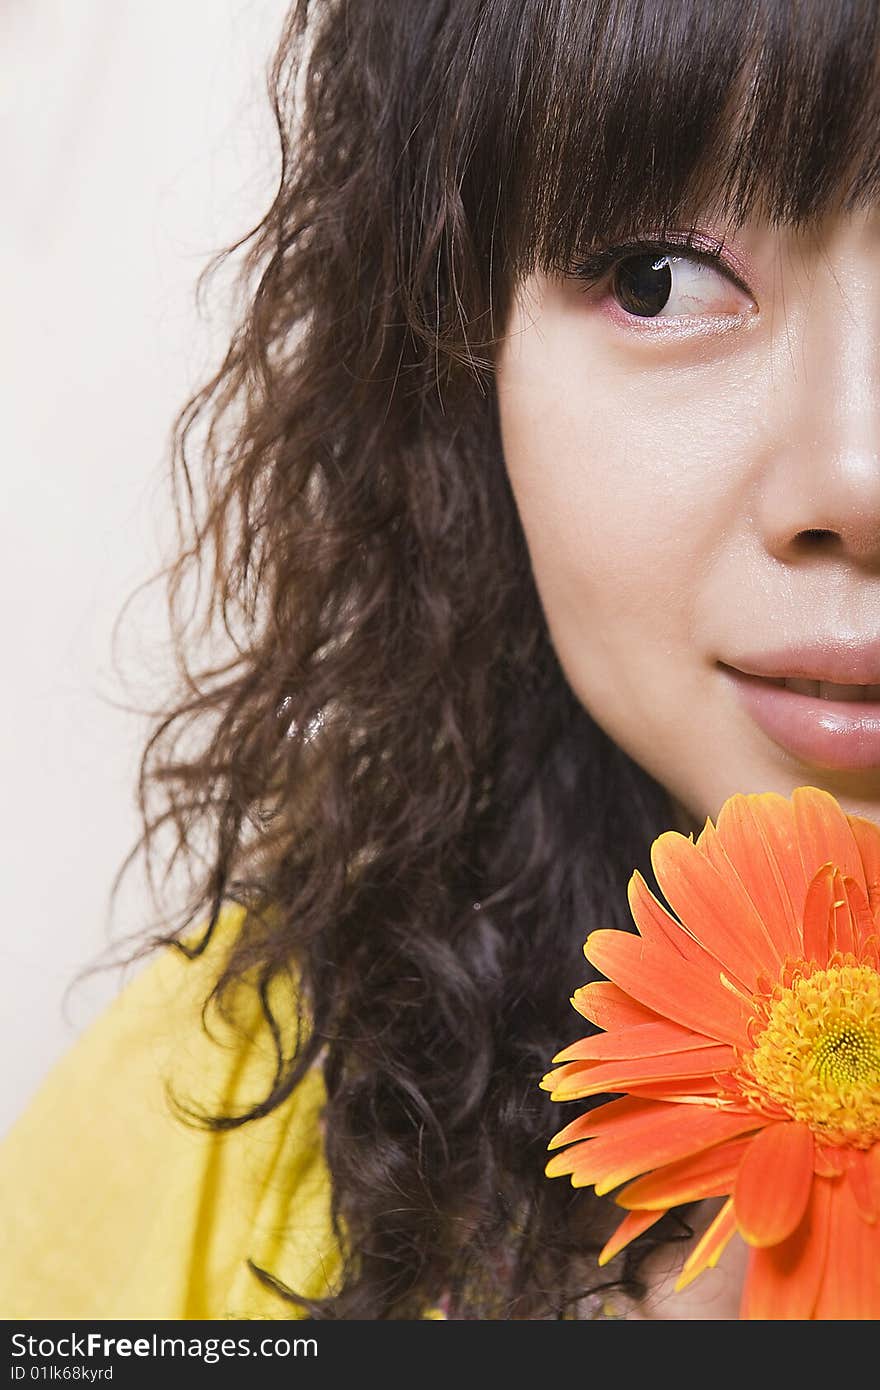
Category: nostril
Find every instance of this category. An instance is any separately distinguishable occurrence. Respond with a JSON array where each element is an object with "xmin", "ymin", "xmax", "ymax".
[{"xmin": 797, "ymin": 528, "xmax": 837, "ymax": 547}]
